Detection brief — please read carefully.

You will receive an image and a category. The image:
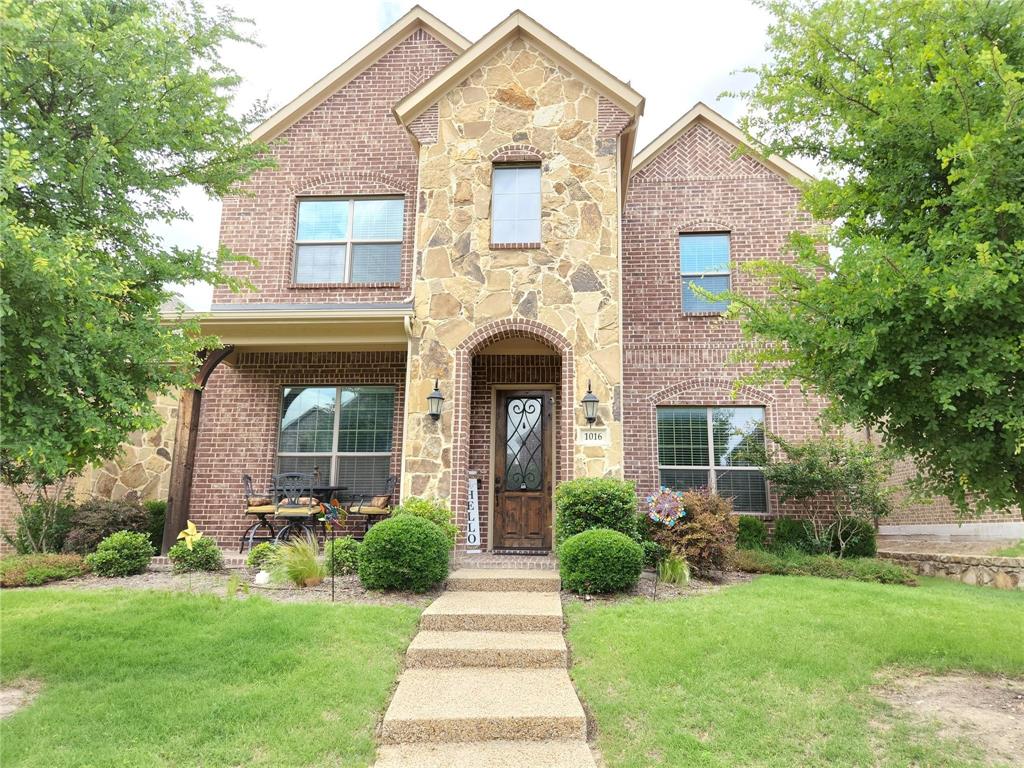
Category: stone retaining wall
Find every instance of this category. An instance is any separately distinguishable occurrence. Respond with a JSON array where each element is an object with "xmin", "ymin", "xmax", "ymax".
[{"xmin": 878, "ymin": 550, "xmax": 1024, "ymax": 590}]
